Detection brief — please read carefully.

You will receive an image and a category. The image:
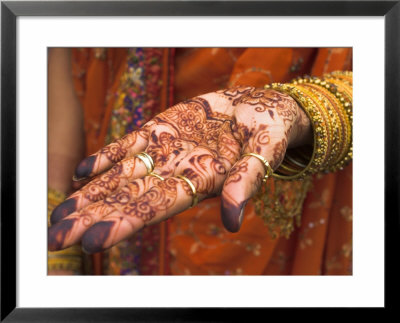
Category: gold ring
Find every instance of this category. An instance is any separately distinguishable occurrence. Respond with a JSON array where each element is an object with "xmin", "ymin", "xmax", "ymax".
[
  {"xmin": 176, "ymin": 175, "xmax": 198, "ymax": 208},
  {"xmin": 241, "ymin": 152, "xmax": 273, "ymax": 182},
  {"xmin": 148, "ymin": 172, "xmax": 164, "ymax": 181},
  {"xmin": 135, "ymin": 152, "xmax": 155, "ymax": 174}
]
